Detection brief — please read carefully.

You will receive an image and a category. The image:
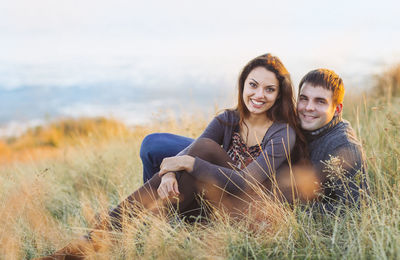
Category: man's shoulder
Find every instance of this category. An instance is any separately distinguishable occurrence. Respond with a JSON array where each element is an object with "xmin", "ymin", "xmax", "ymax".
[
  {"xmin": 322, "ymin": 119, "xmax": 362, "ymax": 148},
  {"xmin": 310, "ymin": 120, "xmax": 366, "ymax": 170}
]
